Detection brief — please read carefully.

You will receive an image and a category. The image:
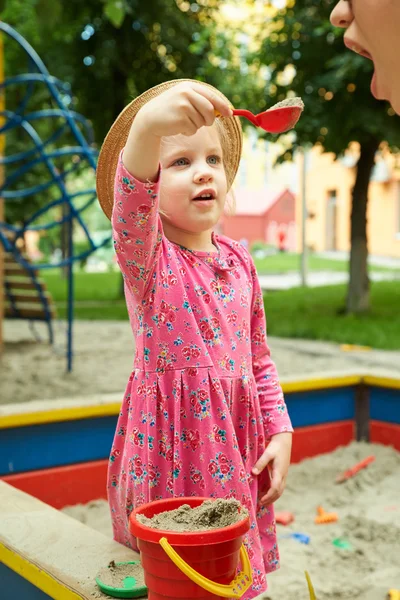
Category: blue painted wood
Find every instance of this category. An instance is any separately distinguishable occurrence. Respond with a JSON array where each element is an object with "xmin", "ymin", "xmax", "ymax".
[
  {"xmin": 0, "ymin": 387, "xmax": 357, "ymax": 476},
  {"xmin": 285, "ymin": 387, "xmax": 356, "ymax": 428},
  {"xmin": 0, "ymin": 416, "xmax": 117, "ymax": 476},
  {"xmin": 370, "ymin": 387, "xmax": 400, "ymax": 424},
  {"xmin": 0, "ymin": 563, "xmax": 52, "ymax": 599}
]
